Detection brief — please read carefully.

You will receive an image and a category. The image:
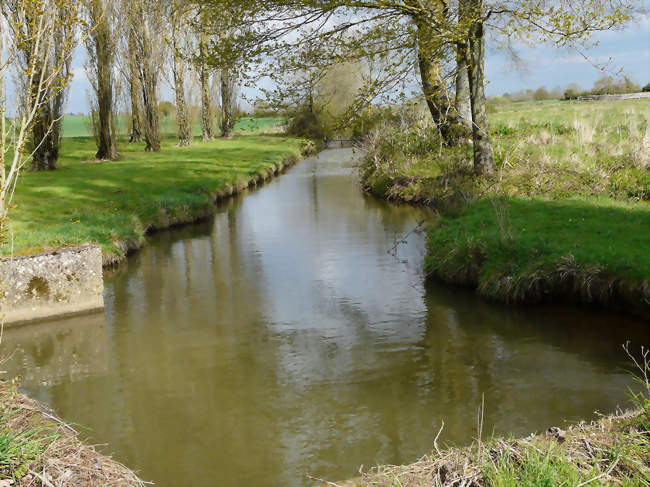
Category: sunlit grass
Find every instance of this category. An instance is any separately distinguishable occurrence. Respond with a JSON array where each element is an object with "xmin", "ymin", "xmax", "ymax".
[{"xmin": 4, "ymin": 134, "xmax": 305, "ymax": 261}]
